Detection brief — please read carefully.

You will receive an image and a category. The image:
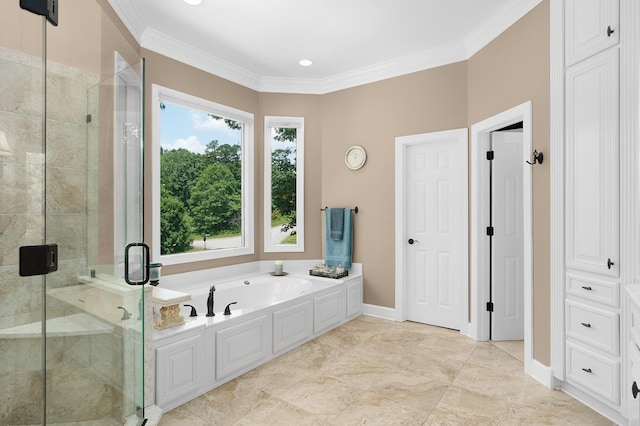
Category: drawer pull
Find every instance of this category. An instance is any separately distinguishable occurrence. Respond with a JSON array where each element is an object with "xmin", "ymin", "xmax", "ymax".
[
  {"xmin": 634, "ymin": 382, "xmax": 640, "ymax": 399},
  {"xmin": 581, "ymin": 286, "xmax": 592, "ymax": 291},
  {"xmin": 580, "ymin": 322, "xmax": 592, "ymax": 328},
  {"xmin": 582, "ymin": 368, "xmax": 592, "ymax": 373}
]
